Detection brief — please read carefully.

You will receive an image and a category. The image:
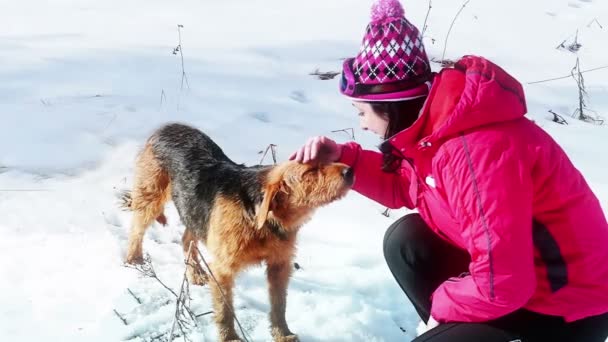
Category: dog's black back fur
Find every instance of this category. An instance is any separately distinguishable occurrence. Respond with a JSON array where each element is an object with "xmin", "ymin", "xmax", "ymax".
[{"xmin": 149, "ymin": 123, "xmax": 270, "ymax": 240}]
